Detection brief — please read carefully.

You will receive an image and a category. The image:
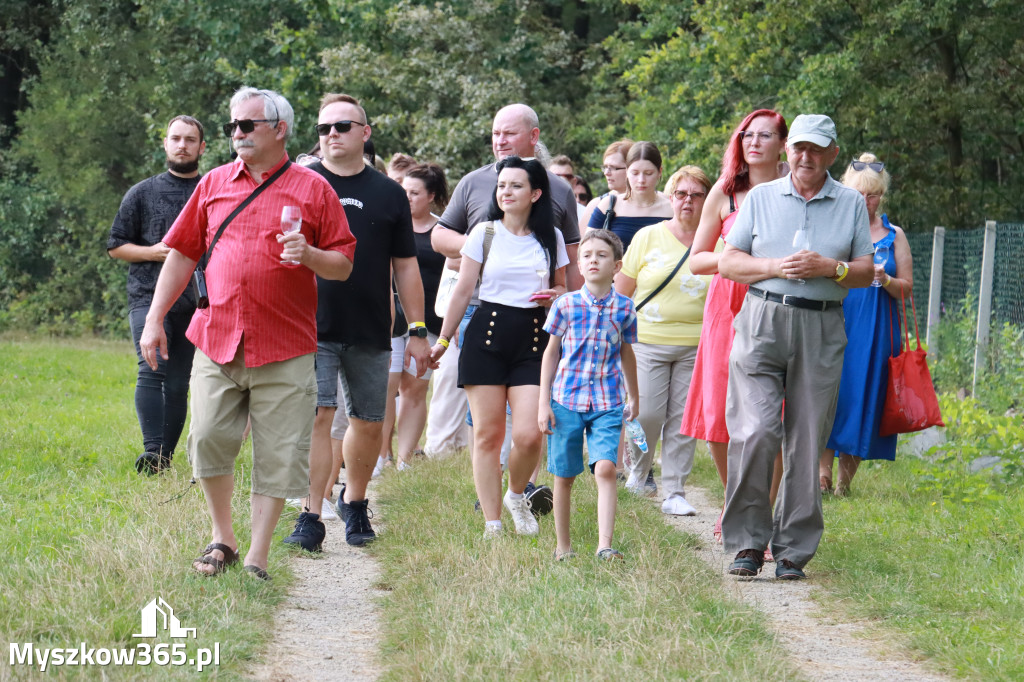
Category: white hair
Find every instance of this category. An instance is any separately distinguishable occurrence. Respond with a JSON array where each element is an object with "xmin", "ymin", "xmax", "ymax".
[{"xmin": 230, "ymin": 87, "xmax": 294, "ymax": 140}]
